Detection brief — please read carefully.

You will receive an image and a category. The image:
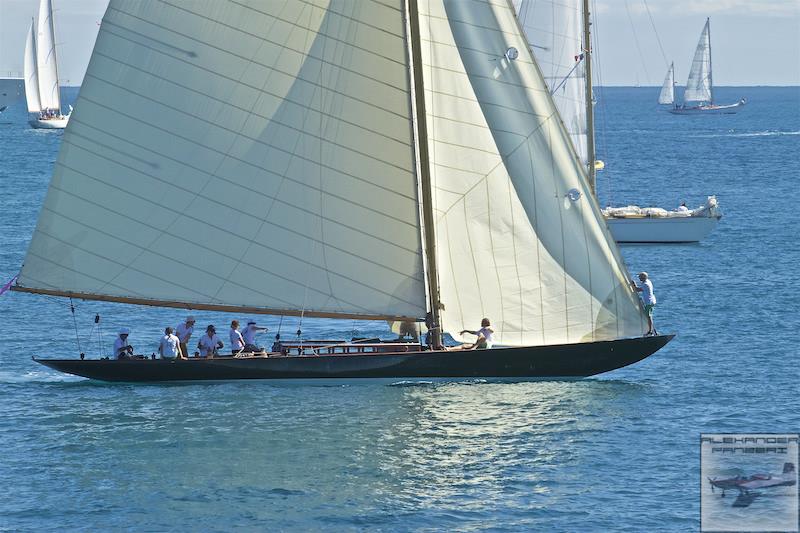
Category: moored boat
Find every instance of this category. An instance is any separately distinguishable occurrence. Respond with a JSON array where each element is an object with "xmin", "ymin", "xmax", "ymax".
[{"xmin": 603, "ymin": 196, "xmax": 722, "ymax": 243}]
